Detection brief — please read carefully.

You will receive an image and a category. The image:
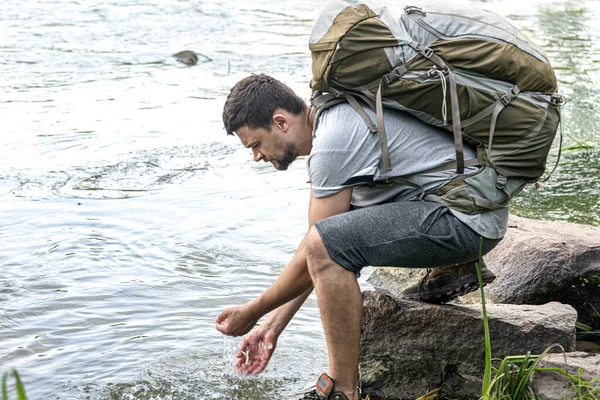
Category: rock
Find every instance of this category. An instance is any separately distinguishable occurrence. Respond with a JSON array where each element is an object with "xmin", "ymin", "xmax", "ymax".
[
  {"xmin": 532, "ymin": 352, "xmax": 600, "ymax": 399},
  {"xmin": 359, "ymin": 291, "xmax": 577, "ymax": 399},
  {"xmin": 368, "ymin": 215, "xmax": 600, "ymax": 328},
  {"xmin": 172, "ymin": 50, "xmax": 199, "ymax": 66},
  {"xmin": 577, "ymin": 341, "xmax": 600, "ymax": 353}
]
